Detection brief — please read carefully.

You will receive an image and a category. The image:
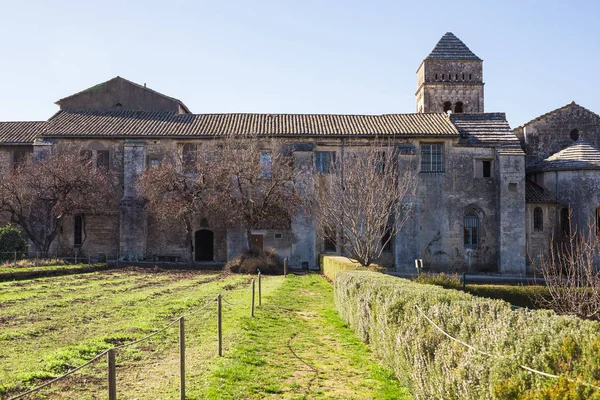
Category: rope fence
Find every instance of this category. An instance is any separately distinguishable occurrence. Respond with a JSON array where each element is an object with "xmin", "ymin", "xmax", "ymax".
[
  {"xmin": 8, "ymin": 274, "xmax": 263, "ymax": 400},
  {"xmin": 414, "ymin": 304, "xmax": 600, "ymax": 390}
]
